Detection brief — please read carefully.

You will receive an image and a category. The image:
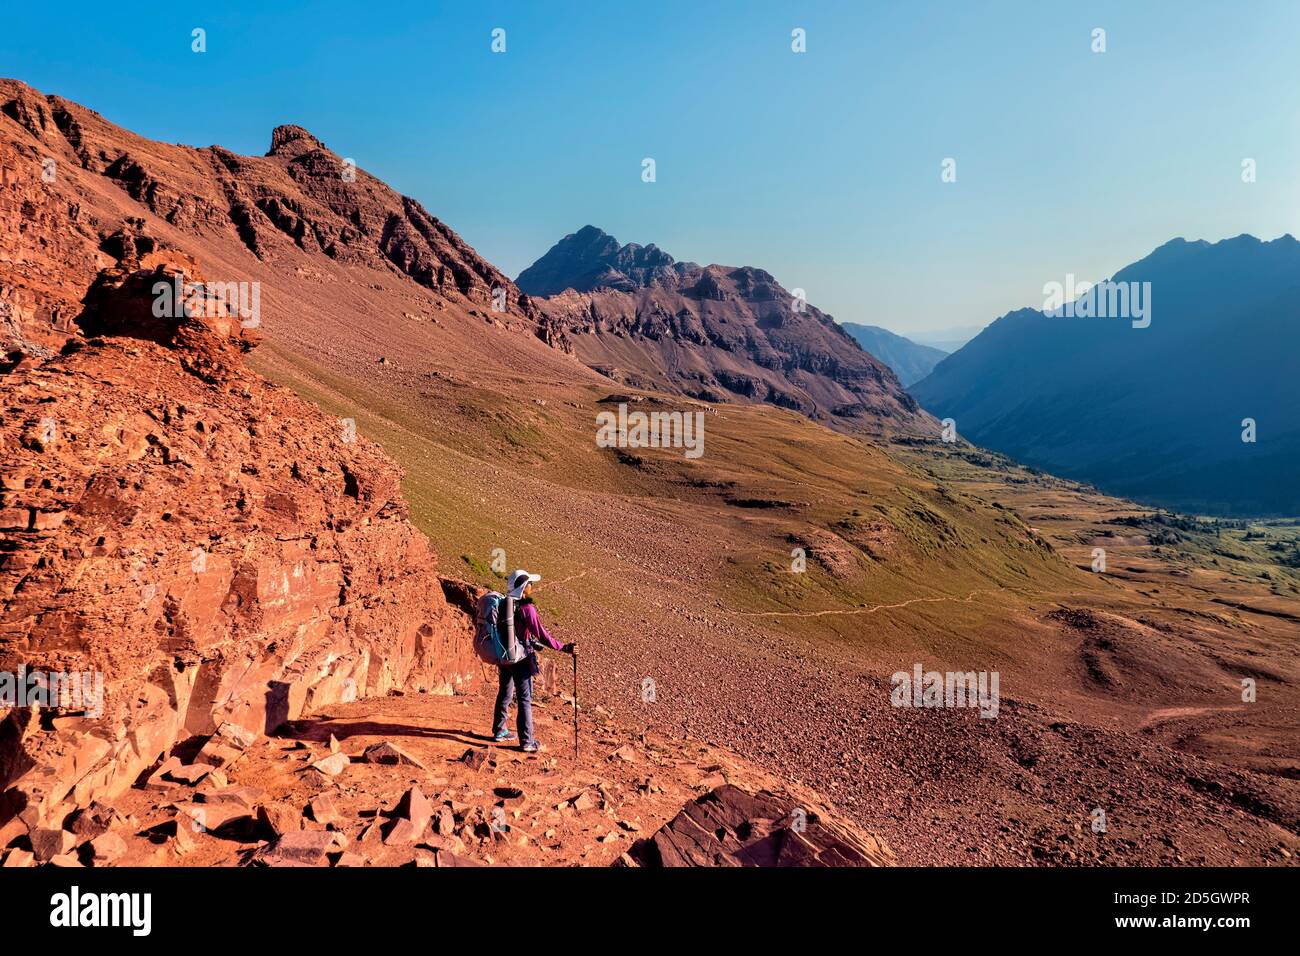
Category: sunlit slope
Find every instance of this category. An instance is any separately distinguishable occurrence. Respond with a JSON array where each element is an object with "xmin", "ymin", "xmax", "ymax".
[{"xmin": 253, "ymin": 333, "xmax": 1089, "ymax": 648}]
